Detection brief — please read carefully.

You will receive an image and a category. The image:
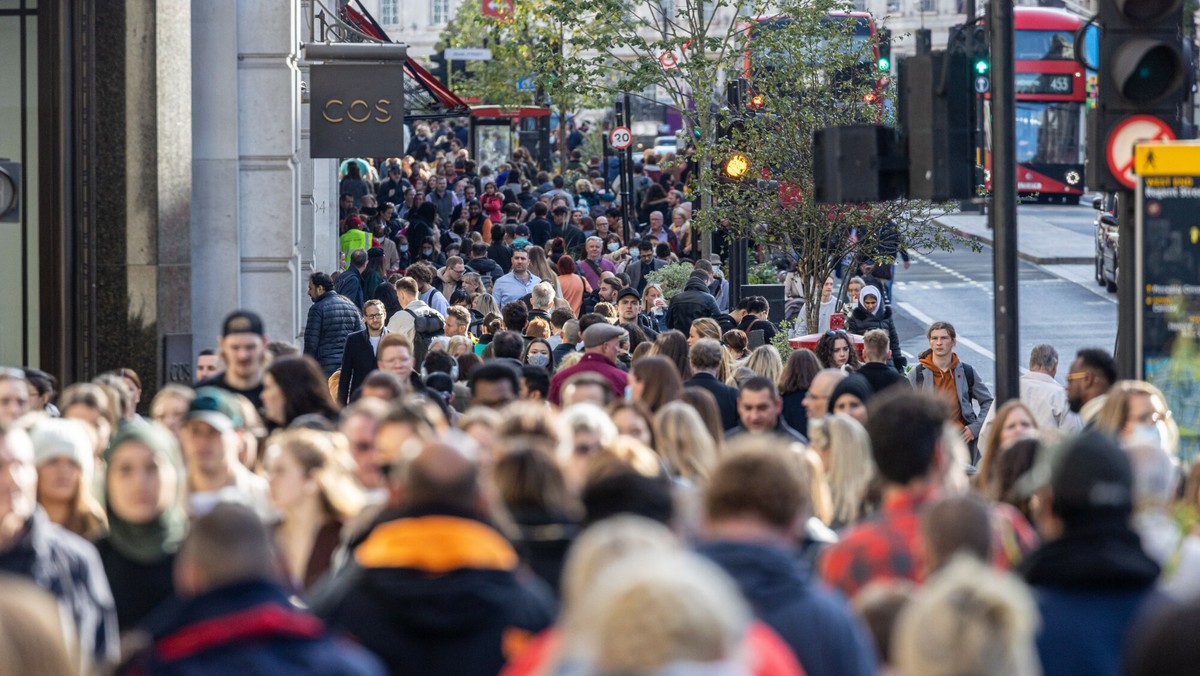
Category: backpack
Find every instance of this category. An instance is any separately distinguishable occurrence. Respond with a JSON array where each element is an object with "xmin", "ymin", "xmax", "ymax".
[{"xmin": 404, "ymin": 308, "xmax": 445, "ymax": 365}]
